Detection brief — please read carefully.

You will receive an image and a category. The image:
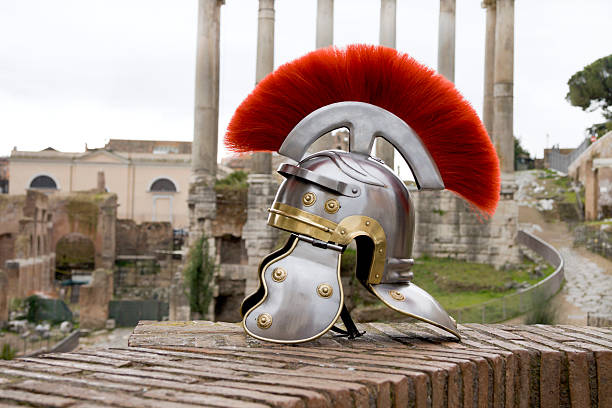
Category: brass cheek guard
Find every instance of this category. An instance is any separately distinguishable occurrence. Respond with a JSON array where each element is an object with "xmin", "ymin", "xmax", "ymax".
[{"xmin": 268, "ymin": 202, "xmax": 386, "ymax": 284}]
